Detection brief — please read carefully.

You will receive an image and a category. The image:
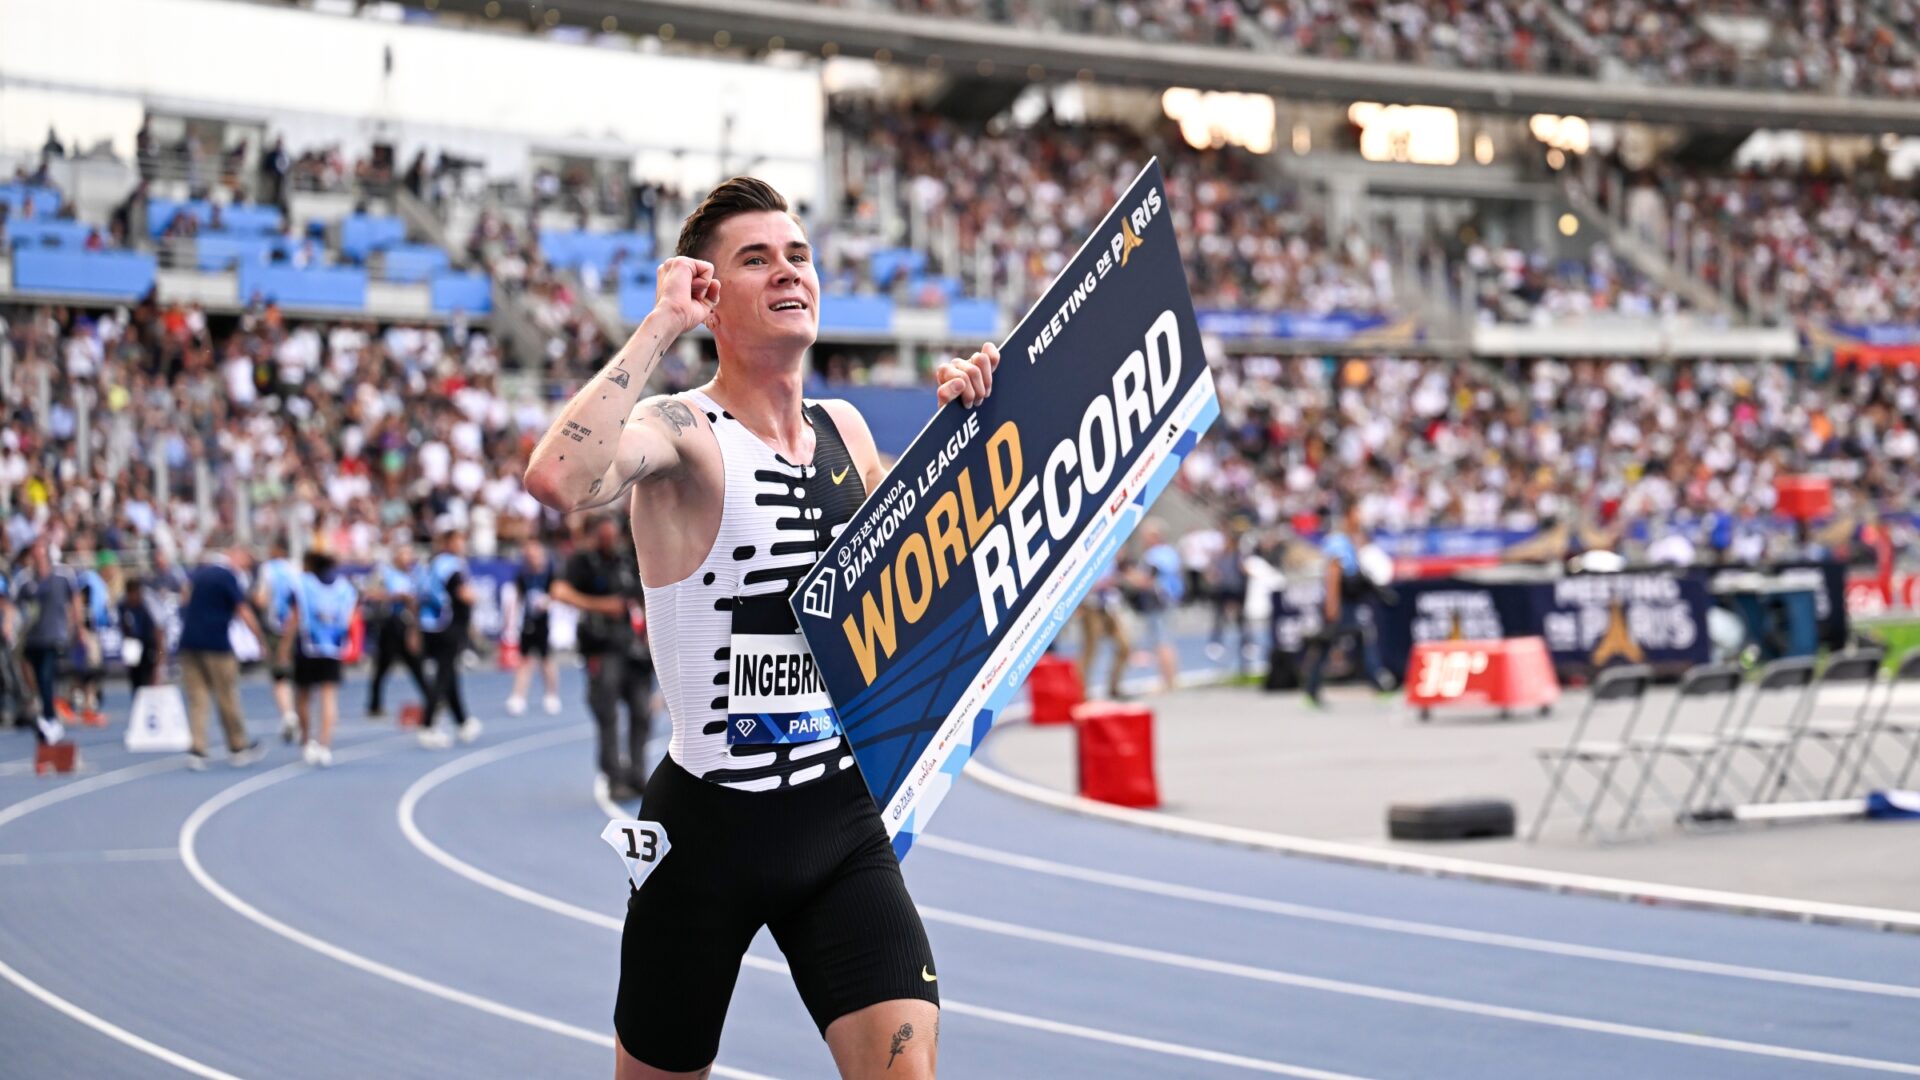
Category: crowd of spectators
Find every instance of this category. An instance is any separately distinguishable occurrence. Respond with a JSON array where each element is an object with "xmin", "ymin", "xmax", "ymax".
[
  {"xmin": 1562, "ymin": 0, "xmax": 1916, "ymax": 98},
  {"xmin": 1463, "ymin": 241, "xmax": 1686, "ymax": 324},
  {"xmin": 1602, "ymin": 156, "xmax": 1920, "ymax": 326},
  {"xmin": 0, "ymin": 301, "xmax": 555, "ymax": 581},
  {"xmin": 1181, "ymin": 353, "xmax": 1920, "ymax": 553},
  {"xmin": 816, "ymin": 0, "xmax": 1917, "ymax": 96},
  {"xmin": 826, "ymin": 105, "xmax": 1394, "ymax": 315}
]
